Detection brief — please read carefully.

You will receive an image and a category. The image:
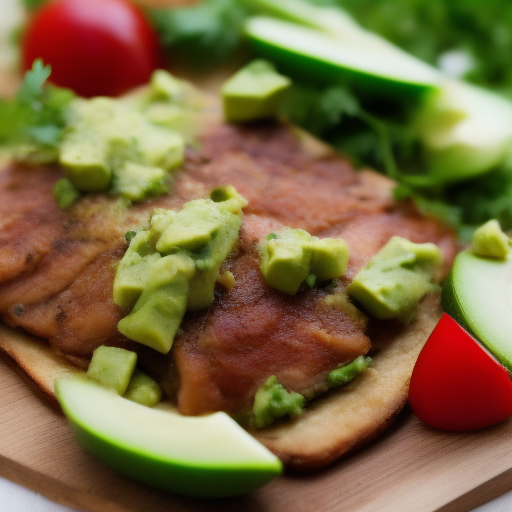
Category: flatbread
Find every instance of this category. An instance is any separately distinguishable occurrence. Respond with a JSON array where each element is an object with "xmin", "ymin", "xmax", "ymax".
[{"xmin": 0, "ymin": 293, "xmax": 441, "ymax": 472}]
